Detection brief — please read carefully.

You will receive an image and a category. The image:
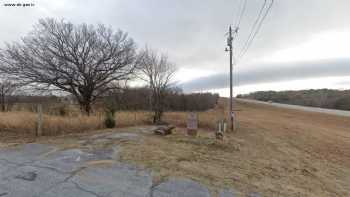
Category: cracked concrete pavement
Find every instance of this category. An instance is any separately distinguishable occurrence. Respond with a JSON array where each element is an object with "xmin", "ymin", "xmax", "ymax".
[{"xmin": 0, "ymin": 131, "xmax": 238, "ymax": 197}]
